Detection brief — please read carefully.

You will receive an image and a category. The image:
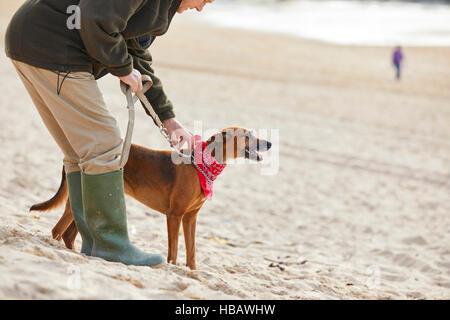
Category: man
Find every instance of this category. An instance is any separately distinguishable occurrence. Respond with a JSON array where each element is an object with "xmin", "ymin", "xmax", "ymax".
[{"xmin": 5, "ymin": 0, "xmax": 214, "ymax": 267}]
